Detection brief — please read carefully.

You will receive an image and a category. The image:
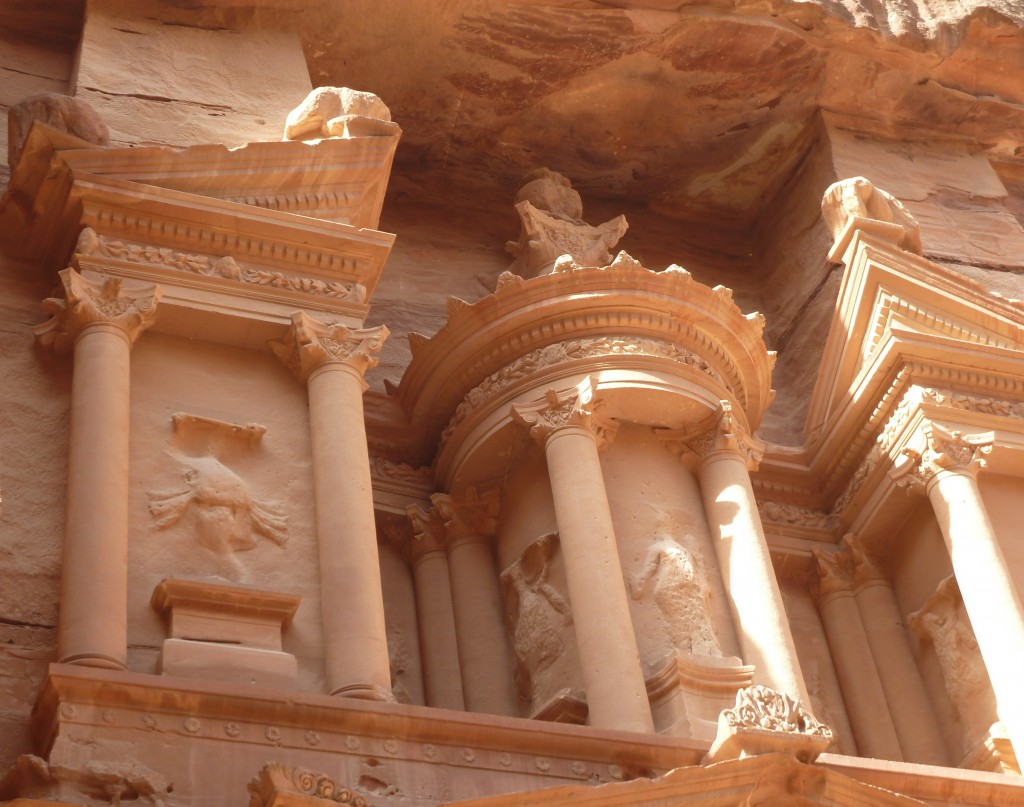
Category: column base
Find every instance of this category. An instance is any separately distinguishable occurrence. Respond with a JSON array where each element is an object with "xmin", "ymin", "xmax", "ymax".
[
  {"xmin": 329, "ymin": 682, "xmax": 397, "ymax": 702},
  {"xmin": 58, "ymin": 653, "xmax": 127, "ymax": 671}
]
